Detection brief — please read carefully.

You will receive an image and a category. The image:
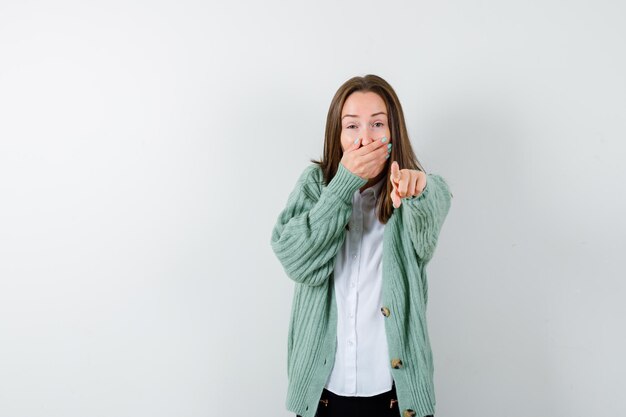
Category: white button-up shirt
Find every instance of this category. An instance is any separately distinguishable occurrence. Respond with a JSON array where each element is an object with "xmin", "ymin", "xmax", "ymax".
[{"xmin": 325, "ymin": 176, "xmax": 394, "ymax": 397}]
